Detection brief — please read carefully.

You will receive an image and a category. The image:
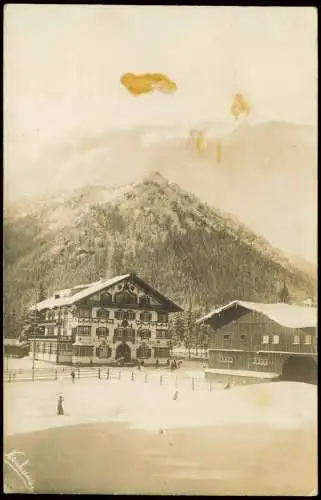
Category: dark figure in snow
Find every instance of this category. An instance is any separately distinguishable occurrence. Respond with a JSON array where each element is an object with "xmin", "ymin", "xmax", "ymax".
[
  {"xmin": 137, "ymin": 360, "xmax": 141, "ymax": 370},
  {"xmin": 173, "ymin": 359, "xmax": 177, "ymax": 370},
  {"xmin": 90, "ymin": 360, "xmax": 93, "ymax": 367},
  {"xmin": 166, "ymin": 359, "xmax": 170, "ymax": 367},
  {"xmin": 170, "ymin": 361, "xmax": 175, "ymax": 371},
  {"xmin": 178, "ymin": 360, "xmax": 183, "ymax": 368},
  {"xmin": 71, "ymin": 371, "xmax": 75, "ymax": 383},
  {"xmin": 57, "ymin": 396, "xmax": 64, "ymax": 415},
  {"xmin": 141, "ymin": 360, "xmax": 145, "ymax": 367},
  {"xmin": 156, "ymin": 359, "xmax": 159, "ymax": 368},
  {"xmin": 224, "ymin": 382, "xmax": 231, "ymax": 390}
]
